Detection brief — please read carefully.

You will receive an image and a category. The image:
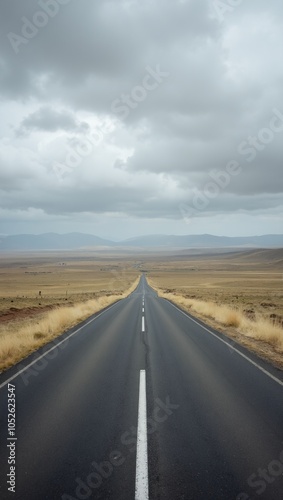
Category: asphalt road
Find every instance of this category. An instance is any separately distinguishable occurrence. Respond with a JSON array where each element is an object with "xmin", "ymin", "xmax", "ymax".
[{"xmin": 0, "ymin": 275, "xmax": 283, "ymax": 500}]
